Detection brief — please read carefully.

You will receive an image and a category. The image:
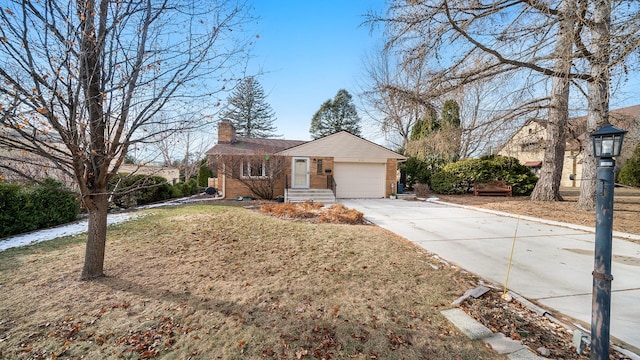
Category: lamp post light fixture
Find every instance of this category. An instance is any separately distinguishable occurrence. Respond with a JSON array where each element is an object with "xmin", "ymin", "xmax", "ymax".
[{"xmin": 589, "ymin": 124, "xmax": 626, "ymax": 360}]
